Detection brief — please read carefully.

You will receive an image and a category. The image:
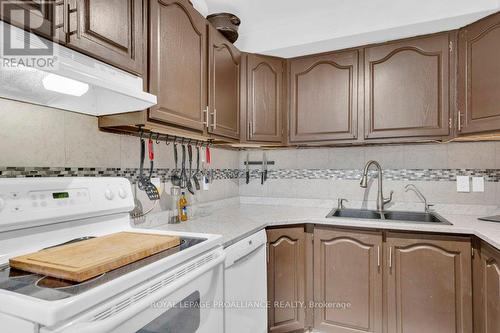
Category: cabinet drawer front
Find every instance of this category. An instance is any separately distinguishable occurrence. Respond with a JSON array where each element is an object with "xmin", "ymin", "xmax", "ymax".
[
  {"xmin": 148, "ymin": 0, "xmax": 207, "ymax": 131},
  {"xmin": 247, "ymin": 54, "xmax": 284, "ymax": 143},
  {"xmin": 458, "ymin": 12, "xmax": 500, "ymax": 134},
  {"xmin": 364, "ymin": 34, "xmax": 451, "ymax": 140},
  {"xmin": 289, "ymin": 50, "xmax": 359, "ymax": 143}
]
